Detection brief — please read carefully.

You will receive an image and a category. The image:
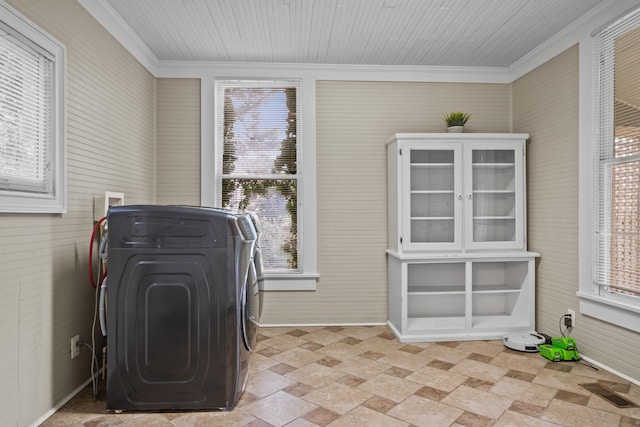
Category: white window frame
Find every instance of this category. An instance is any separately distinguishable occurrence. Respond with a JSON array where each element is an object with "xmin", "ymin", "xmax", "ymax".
[
  {"xmin": 578, "ymin": 7, "xmax": 640, "ymax": 333},
  {"xmin": 0, "ymin": 1, "xmax": 66, "ymax": 213},
  {"xmin": 202, "ymin": 74, "xmax": 318, "ymax": 291}
]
